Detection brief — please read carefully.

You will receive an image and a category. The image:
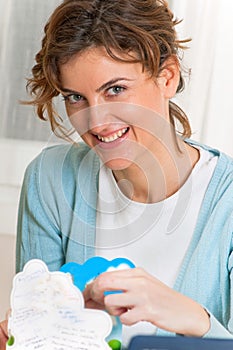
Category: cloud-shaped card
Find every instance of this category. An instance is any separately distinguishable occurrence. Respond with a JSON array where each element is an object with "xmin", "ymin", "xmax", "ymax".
[{"xmin": 7, "ymin": 259, "xmax": 113, "ymax": 350}]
